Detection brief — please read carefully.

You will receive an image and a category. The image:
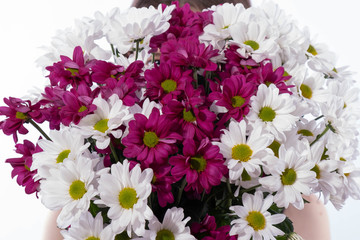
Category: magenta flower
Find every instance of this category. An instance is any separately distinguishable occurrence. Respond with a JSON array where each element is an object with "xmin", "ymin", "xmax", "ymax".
[
  {"xmin": 169, "ymin": 138, "xmax": 227, "ymax": 194},
  {"xmin": 191, "ymin": 215, "xmax": 237, "ymax": 240},
  {"xmin": 39, "ymin": 86, "xmax": 65, "ymax": 130},
  {"xmin": 160, "ymin": 36, "xmax": 218, "ymax": 71},
  {"xmin": 91, "ymin": 60, "xmax": 125, "ymax": 84},
  {"xmin": 5, "ymin": 139, "xmax": 42, "ymax": 195},
  {"xmin": 100, "ymin": 77, "xmax": 138, "ymax": 106},
  {"xmin": 251, "ymin": 62, "xmax": 294, "ymax": 94},
  {"xmin": 122, "ymin": 108, "xmax": 182, "ymax": 167},
  {"xmin": 144, "ymin": 62, "xmax": 192, "ymax": 103},
  {"xmin": 209, "ymin": 74, "xmax": 256, "ymax": 121},
  {"xmin": 149, "ymin": 163, "xmax": 177, "ymax": 207},
  {"xmin": 46, "ymin": 46, "xmax": 93, "ymax": 89},
  {"xmin": 0, "ymin": 97, "xmax": 44, "ymax": 142},
  {"xmin": 59, "ymin": 83, "xmax": 98, "ymax": 126},
  {"xmin": 163, "ymin": 96, "xmax": 216, "ymax": 140}
]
